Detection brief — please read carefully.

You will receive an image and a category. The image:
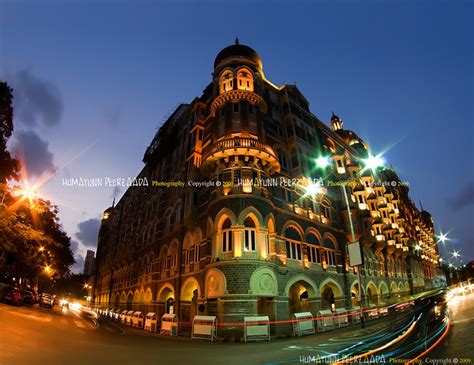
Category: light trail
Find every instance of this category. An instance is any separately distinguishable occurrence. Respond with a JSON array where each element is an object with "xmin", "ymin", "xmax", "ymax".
[
  {"xmin": 331, "ymin": 317, "xmax": 418, "ymax": 364},
  {"xmin": 406, "ymin": 315, "xmax": 450, "ymax": 364}
]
